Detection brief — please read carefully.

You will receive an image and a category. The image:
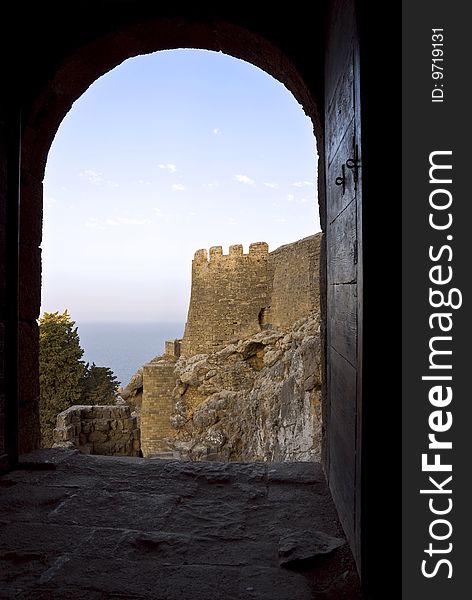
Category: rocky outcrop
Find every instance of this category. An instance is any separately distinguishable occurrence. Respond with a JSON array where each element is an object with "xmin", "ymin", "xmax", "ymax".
[
  {"xmin": 135, "ymin": 235, "xmax": 323, "ymax": 461},
  {"xmin": 166, "ymin": 312, "xmax": 322, "ymax": 462},
  {"xmin": 118, "ymin": 368, "xmax": 144, "ymax": 418}
]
